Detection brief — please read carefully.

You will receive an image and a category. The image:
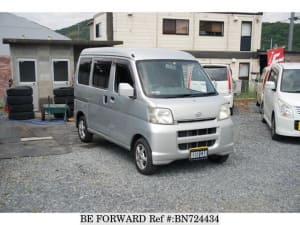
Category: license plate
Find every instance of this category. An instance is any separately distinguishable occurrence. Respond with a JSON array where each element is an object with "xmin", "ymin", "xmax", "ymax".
[
  {"xmin": 189, "ymin": 146, "xmax": 208, "ymax": 160},
  {"xmin": 298, "ymin": 121, "xmax": 300, "ymax": 131}
]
